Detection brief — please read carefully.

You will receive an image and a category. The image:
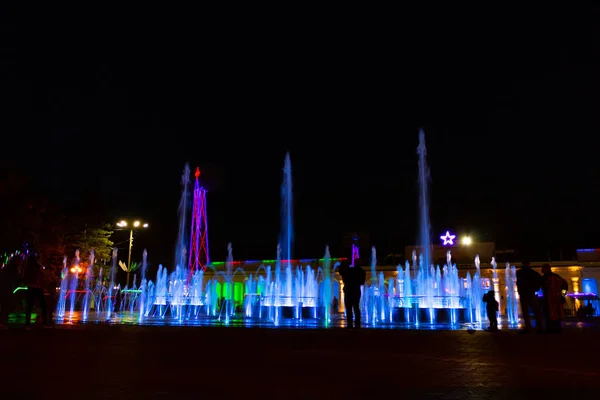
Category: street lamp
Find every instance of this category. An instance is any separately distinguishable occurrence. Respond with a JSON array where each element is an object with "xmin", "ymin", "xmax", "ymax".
[
  {"xmin": 461, "ymin": 236, "xmax": 472, "ymax": 246},
  {"xmin": 116, "ymin": 219, "xmax": 149, "ymax": 286},
  {"xmin": 70, "ymin": 266, "xmax": 82, "ymax": 274}
]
